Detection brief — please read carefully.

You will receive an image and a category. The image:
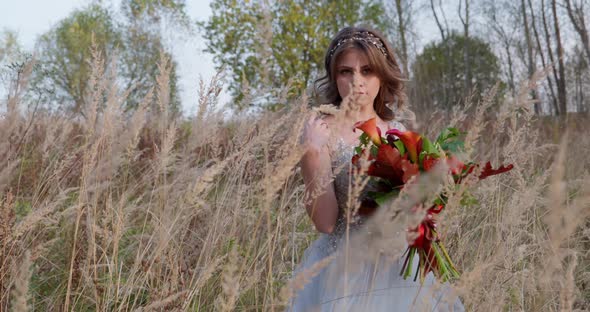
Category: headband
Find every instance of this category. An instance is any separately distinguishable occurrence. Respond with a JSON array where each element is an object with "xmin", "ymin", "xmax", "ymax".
[{"xmin": 328, "ymin": 31, "xmax": 388, "ymax": 59}]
